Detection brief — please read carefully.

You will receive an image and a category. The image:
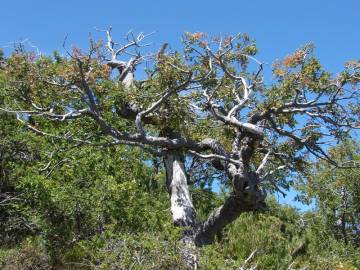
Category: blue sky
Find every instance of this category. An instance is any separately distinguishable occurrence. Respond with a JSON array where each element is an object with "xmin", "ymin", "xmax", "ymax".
[
  {"xmin": 1, "ymin": 0, "xmax": 359, "ymax": 72},
  {"xmin": 1, "ymin": 0, "xmax": 359, "ymax": 210}
]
